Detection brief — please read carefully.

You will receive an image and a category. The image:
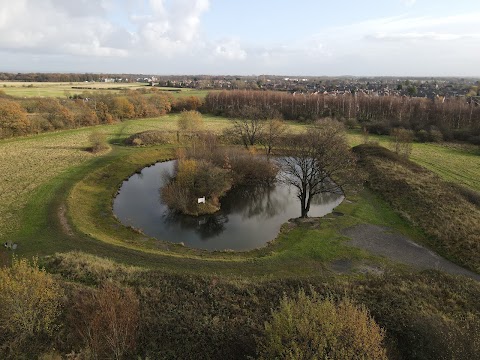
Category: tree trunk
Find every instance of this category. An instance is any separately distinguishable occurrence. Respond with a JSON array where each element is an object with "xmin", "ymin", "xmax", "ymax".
[
  {"xmin": 305, "ymin": 192, "xmax": 313, "ymax": 216},
  {"xmin": 300, "ymin": 192, "xmax": 307, "ymax": 218}
]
